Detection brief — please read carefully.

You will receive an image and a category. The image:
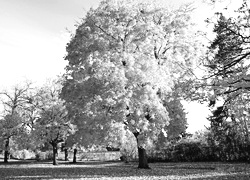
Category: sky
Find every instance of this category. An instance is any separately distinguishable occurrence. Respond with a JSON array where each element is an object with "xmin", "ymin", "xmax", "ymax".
[
  {"xmin": 0, "ymin": 0, "xmax": 101, "ymax": 88},
  {"xmin": 0, "ymin": 0, "xmax": 243, "ymax": 133}
]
